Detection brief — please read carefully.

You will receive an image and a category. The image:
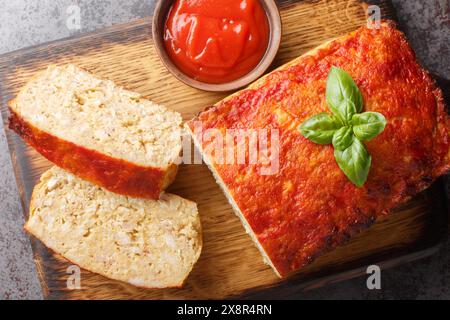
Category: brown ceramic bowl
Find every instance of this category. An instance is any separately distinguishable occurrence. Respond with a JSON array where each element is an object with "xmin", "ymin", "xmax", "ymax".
[{"xmin": 152, "ymin": 0, "xmax": 282, "ymax": 92}]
